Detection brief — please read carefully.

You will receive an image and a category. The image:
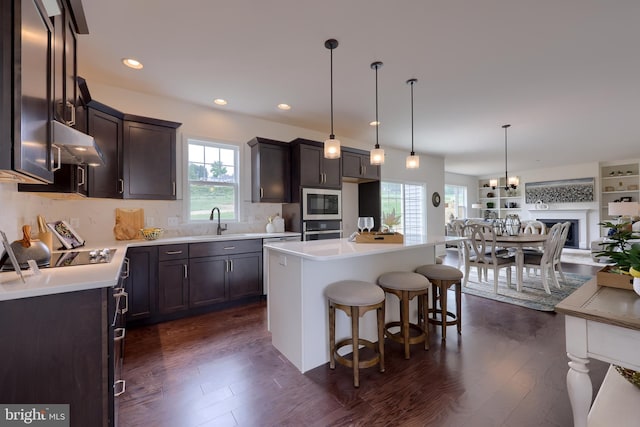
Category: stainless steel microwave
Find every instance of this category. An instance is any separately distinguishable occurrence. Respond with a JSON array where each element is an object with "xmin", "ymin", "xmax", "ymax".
[{"xmin": 302, "ymin": 188, "xmax": 342, "ymax": 220}]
